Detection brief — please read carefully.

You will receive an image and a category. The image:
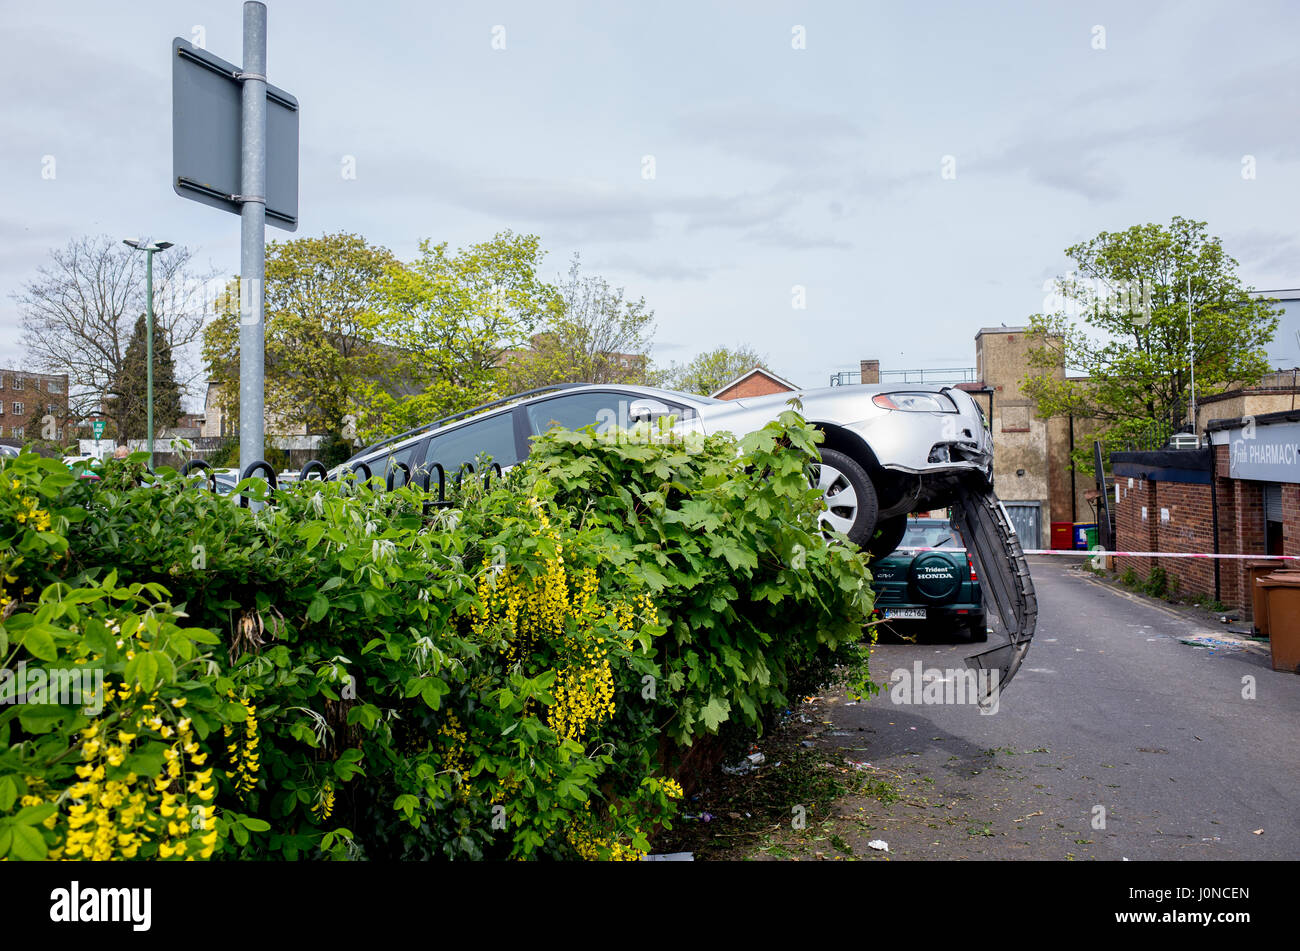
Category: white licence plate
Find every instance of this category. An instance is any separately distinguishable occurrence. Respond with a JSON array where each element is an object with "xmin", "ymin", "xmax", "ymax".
[{"xmin": 883, "ymin": 608, "xmax": 927, "ymax": 620}]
